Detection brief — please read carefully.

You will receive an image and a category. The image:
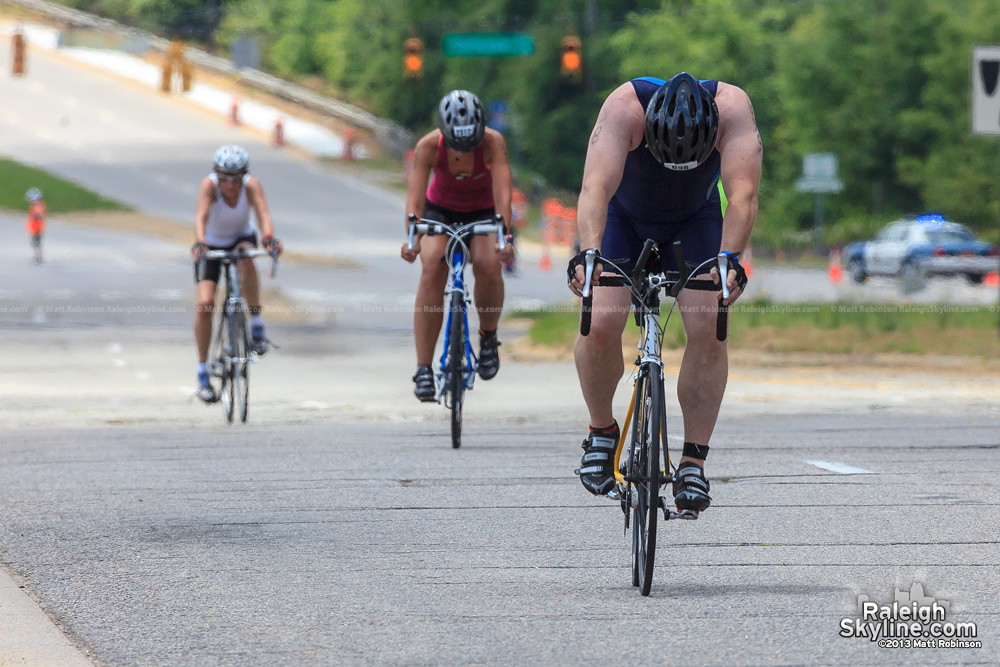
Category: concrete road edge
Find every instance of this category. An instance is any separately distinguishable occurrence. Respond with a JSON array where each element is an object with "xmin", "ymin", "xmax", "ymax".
[{"xmin": 0, "ymin": 566, "xmax": 93, "ymax": 666}]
